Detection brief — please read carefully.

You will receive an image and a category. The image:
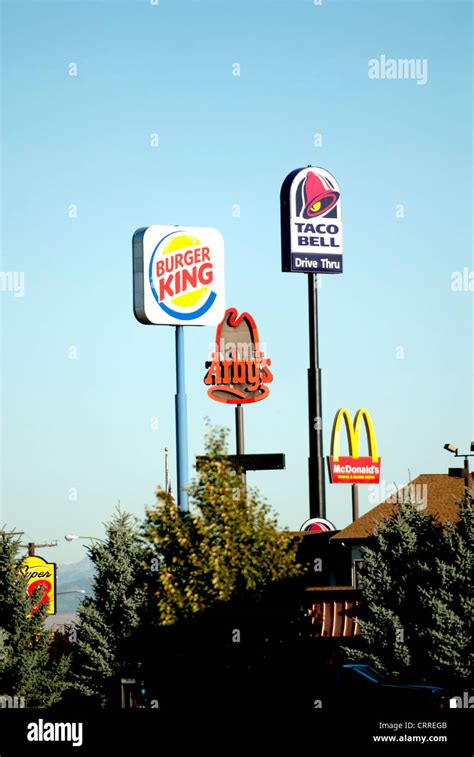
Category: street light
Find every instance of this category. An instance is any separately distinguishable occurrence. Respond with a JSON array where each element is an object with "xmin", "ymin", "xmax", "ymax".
[
  {"xmin": 443, "ymin": 444, "xmax": 458, "ymax": 454},
  {"xmin": 443, "ymin": 442, "xmax": 474, "ymax": 493},
  {"xmin": 64, "ymin": 535, "xmax": 106, "ymax": 543},
  {"xmin": 56, "ymin": 590, "xmax": 86, "ymax": 596}
]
